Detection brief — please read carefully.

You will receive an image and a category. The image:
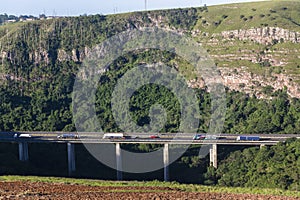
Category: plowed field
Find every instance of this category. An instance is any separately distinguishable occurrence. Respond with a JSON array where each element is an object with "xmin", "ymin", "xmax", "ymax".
[{"xmin": 0, "ymin": 181, "xmax": 299, "ymax": 200}]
